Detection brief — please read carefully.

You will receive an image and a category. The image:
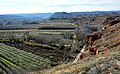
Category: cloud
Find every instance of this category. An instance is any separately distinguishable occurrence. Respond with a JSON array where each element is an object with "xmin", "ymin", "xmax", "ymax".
[{"xmin": 0, "ymin": 0, "xmax": 120, "ymax": 14}]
